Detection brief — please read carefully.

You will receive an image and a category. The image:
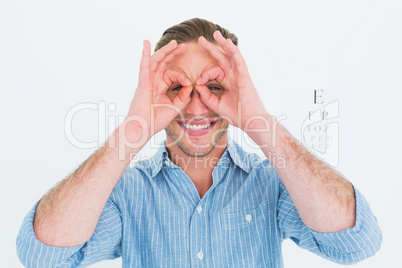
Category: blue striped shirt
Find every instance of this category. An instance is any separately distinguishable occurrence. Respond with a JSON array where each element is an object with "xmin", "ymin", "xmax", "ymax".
[{"xmin": 16, "ymin": 138, "xmax": 382, "ymax": 267}]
